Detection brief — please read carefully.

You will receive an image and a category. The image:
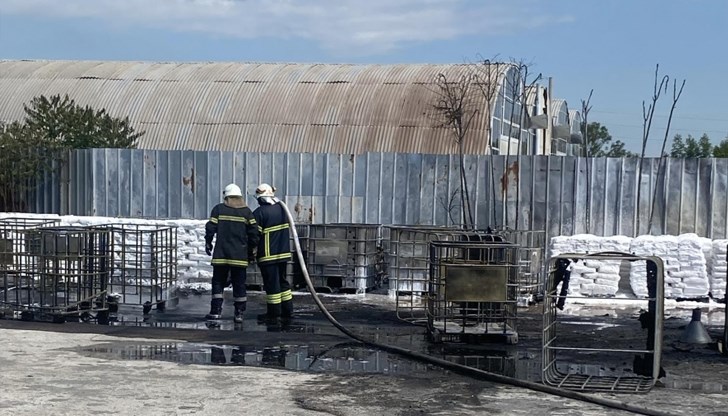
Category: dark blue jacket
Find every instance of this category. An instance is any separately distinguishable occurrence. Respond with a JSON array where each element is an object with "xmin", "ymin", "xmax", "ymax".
[{"xmin": 253, "ymin": 203, "xmax": 291, "ymax": 264}]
